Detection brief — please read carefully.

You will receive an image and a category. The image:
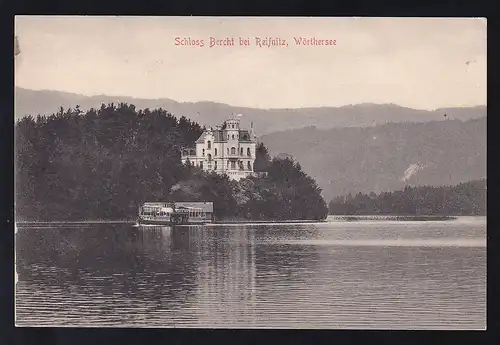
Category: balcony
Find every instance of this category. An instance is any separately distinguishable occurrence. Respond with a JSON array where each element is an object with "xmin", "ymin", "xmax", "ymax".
[
  {"xmin": 181, "ymin": 148, "xmax": 196, "ymax": 157},
  {"xmin": 225, "ymin": 153, "xmax": 253, "ymax": 159}
]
